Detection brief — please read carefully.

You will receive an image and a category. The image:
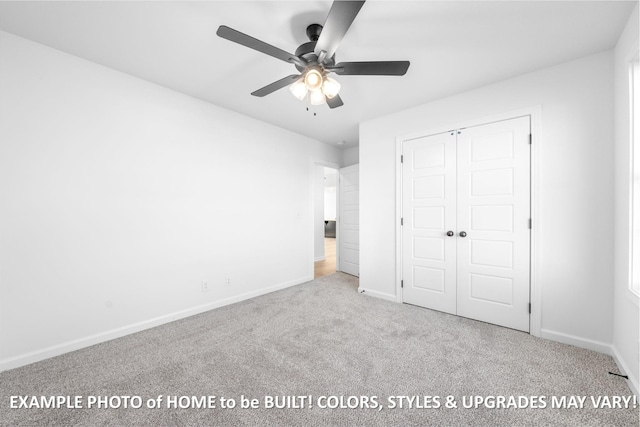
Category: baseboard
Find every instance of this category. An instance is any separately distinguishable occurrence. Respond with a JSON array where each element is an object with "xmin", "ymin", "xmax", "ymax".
[
  {"xmin": 357, "ymin": 286, "xmax": 397, "ymax": 302},
  {"xmin": 532, "ymin": 329, "xmax": 640, "ymax": 396},
  {"xmin": 610, "ymin": 345, "xmax": 639, "ymax": 397},
  {"xmin": 0, "ymin": 275, "xmax": 313, "ymax": 373},
  {"xmin": 540, "ymin": 328, "xmax": 612, "ymax": 354},
  {"xmin": 314, "ymin": 256, "xmax": 326, "ymax": 262}
]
